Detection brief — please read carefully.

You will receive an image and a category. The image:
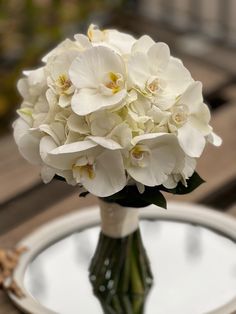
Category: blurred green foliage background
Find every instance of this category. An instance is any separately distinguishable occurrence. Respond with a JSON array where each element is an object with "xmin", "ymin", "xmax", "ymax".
[{"xmin": 0, "ymin": 0, "xmax": 124, "ymax": 134}]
